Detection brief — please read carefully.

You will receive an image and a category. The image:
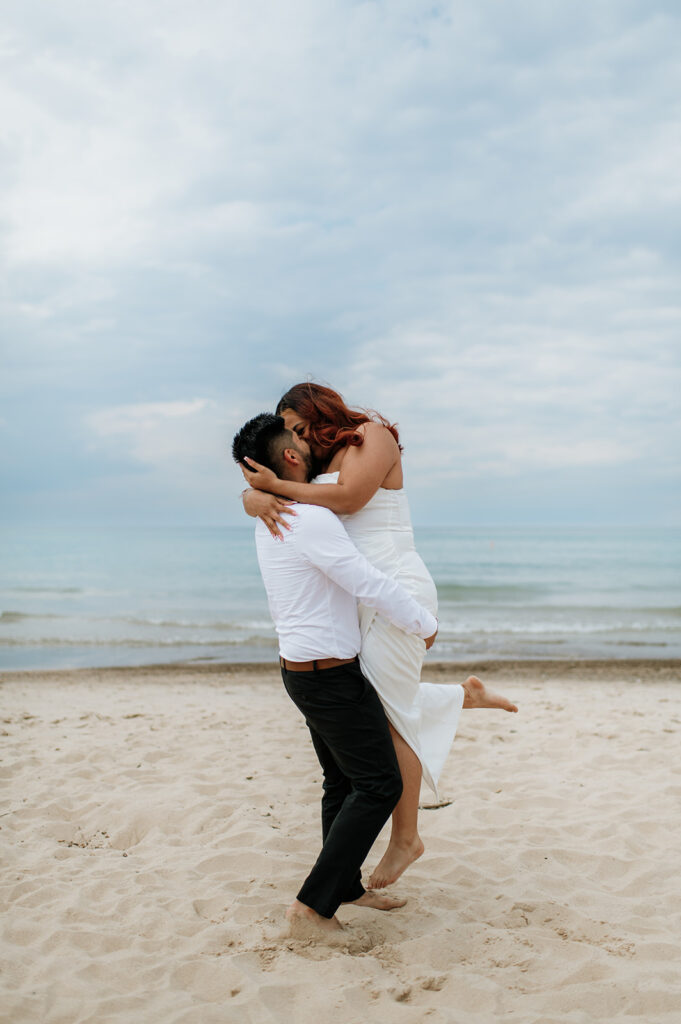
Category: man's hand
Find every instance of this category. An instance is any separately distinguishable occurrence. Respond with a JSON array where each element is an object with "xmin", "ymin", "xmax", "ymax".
[{"xmin": 424, "ymin": 626, "xmax": 438, "ymax": 650}]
